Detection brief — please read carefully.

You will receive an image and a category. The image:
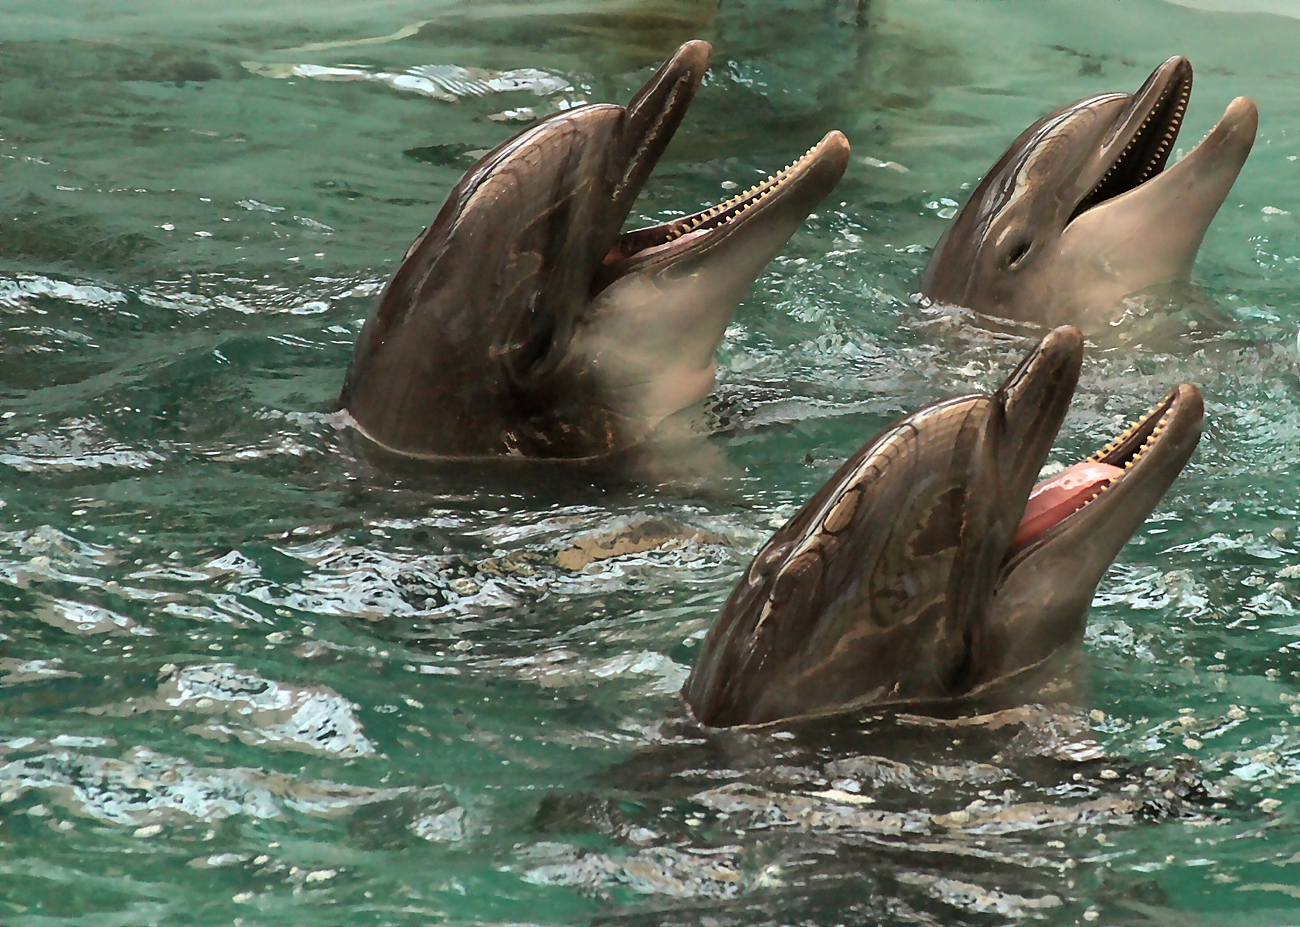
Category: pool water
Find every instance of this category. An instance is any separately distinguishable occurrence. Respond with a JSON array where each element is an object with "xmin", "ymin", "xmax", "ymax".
[{"xmin": 3, "ymin": 1, "xmax": 1300, "ymax": 923}]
